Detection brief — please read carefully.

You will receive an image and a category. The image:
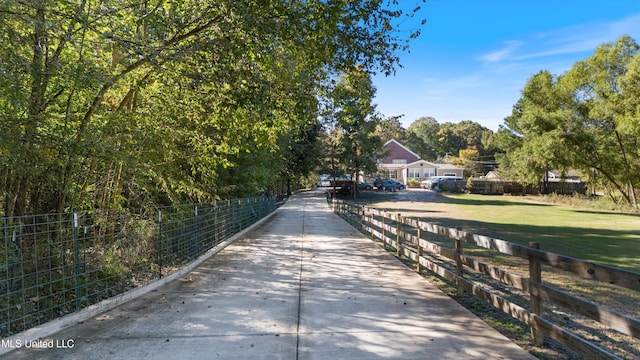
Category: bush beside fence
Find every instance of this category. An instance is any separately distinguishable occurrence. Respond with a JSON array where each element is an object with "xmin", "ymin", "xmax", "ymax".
[
  {"xmin": 0, "ymin": 196, "xmax": 278, "ymax": 338},
  {"xmin": 330, "ymin": 199, "xmax": 639, "ymax": 360}
]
